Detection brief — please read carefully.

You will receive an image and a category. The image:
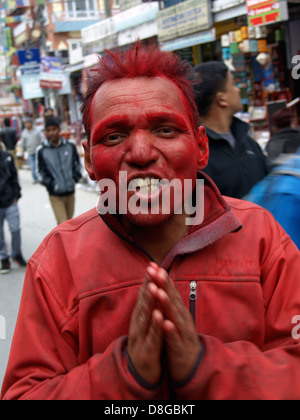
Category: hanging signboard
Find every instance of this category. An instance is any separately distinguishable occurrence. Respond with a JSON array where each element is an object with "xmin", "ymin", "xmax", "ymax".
[
  {"xmin": 246, "ymin": 0, "xmax": 289, "ymax": 27},
  {"xmin": 41, "ymin": 56, "xmax": 63, "ymax": 73},
  {"xmin": 40, "ymin": 79, "xmax": 63, "ymax": 90},
  {"xmin": 17, "ymin": 48, "xmax": 41, "ymax": 66},
  {"xmin": 39, "ymin": 71, "xmax": 71, "ymax": 92}
]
